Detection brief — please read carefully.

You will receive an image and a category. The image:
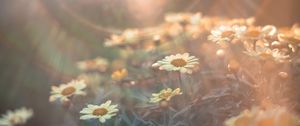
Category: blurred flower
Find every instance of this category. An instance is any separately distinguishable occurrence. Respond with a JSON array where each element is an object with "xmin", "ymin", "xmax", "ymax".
[
  {"xmin": 123, "ymin": 29, "xmax": 140, "ymax": 43},
  {"xmin": 143, "ymin": 41, "xmax": 156, "ymax": 51},
  {"xmin": 225, "ymin": 106, "xmax": 300, "ymax": 126},
  {"xmin": 150, "ymin": 88, "xmax": 182, "ymax": 103},
  {"xmin": 104, "ymin": 34, "xmax": 124, "ymax": 47},
  {"xmin": 278, "ymin": 33, "xmax": 300, "ymax": 44},
  {"xmin": 244, "ymin": 45, "xmax": 289, "ymax": 62},
  {"xmin": 142, "ymin": 35, "xmax": 165, "ymax": 51},
  {"xmin": 277, "ymin": 33, "xmax": 300, "ymax": 52},
  {"xmin": 227, "ymin": 17, "xmax": 255, "ymax": 26},
  {"xmin": 291, "ymin": 24, "xmax": 300, "ymax": 35},
  {"xmin": 185, "ymin": 24, "xmax": 202, "ymax": 38},
  {"xmin": 111, "ymin": 69, "xmax": 128, "ymax": 81},
  {"xmin": 165, "ymin": 23, "xmax": 184, "ymax": 37},
  {"xmin": 243, "ymin": 25, "xmax": 277, "ymax": 40},
  {"xmin": 165, "ymin": 13, "xmax": 189, "ymax": 24},
  {"xmin": 111, "ymin": 59, "xmax": 126, "ymax": 70},
  {"xmin": 244, "ymin": 27, "xmax": 262, "ymax": 39},
  {"xmin": 0, "ymin": 108, "xmax": 33, "ymax": 126},
  {"xmin": 270, "ymin": 41, "xmax": 289, "ymax": 49},
  {"xmin": 164, "ymin": 12, "xmax": 201, "ymax": 26},
  {"xmin": 49, "ymin": 80, "xmax": 86, "ymax": 102},
  {"xmin": 189, "ymin": 13, "xmax": 202, "ymax": 25},
  {"xmin": 261, "ymin": 25, "xmax": 277, "ymax": 38},
  {"xmin": 77, "ymin": 73, "xmax": 102, "ymax": 86},
  {"xmin": 80, "ymin": 100, "xmax": 118, "ymax": 123},
  {"xmin": 152, "ymin": 53, "xmax": 199, "ymax": 74},
  {"xmin": 77, "ymin": 57, "xmax": 108, "ymax": 72},
  {"xmin": 208, "ymin": 25, "xmax": 246, "ymax": 43},
  {"xmin": 104, "ymin": 29, "xmax": 140, "ymax": 47}
]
